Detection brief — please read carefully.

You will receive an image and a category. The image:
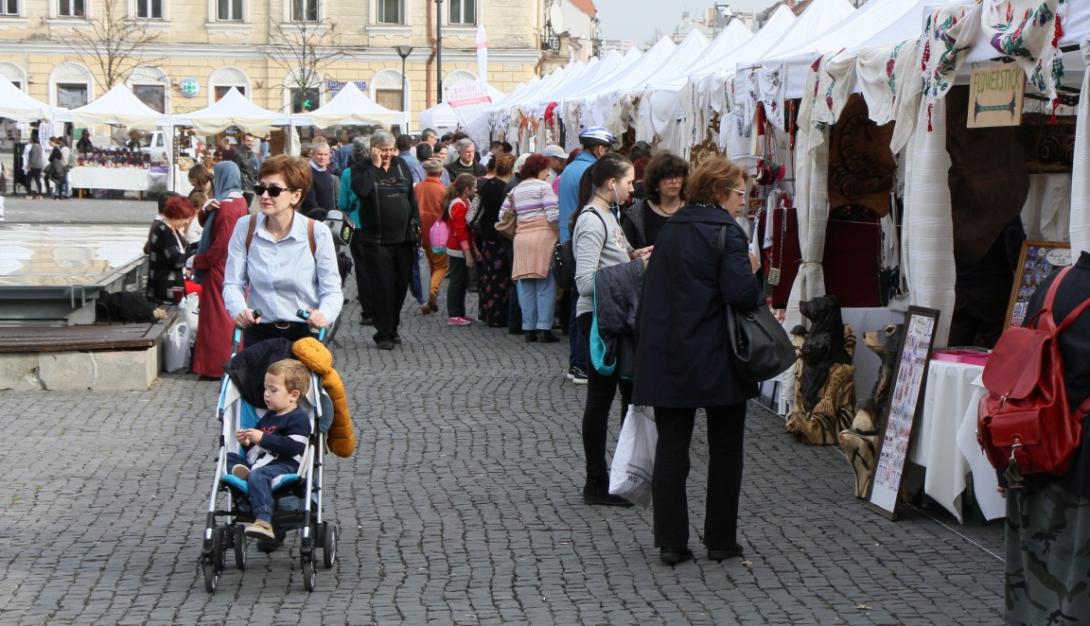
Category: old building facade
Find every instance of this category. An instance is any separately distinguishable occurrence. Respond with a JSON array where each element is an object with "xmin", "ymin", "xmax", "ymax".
[{"xmin": 0, "ymin": 0, "xmax": 546, "ymax": 128}]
